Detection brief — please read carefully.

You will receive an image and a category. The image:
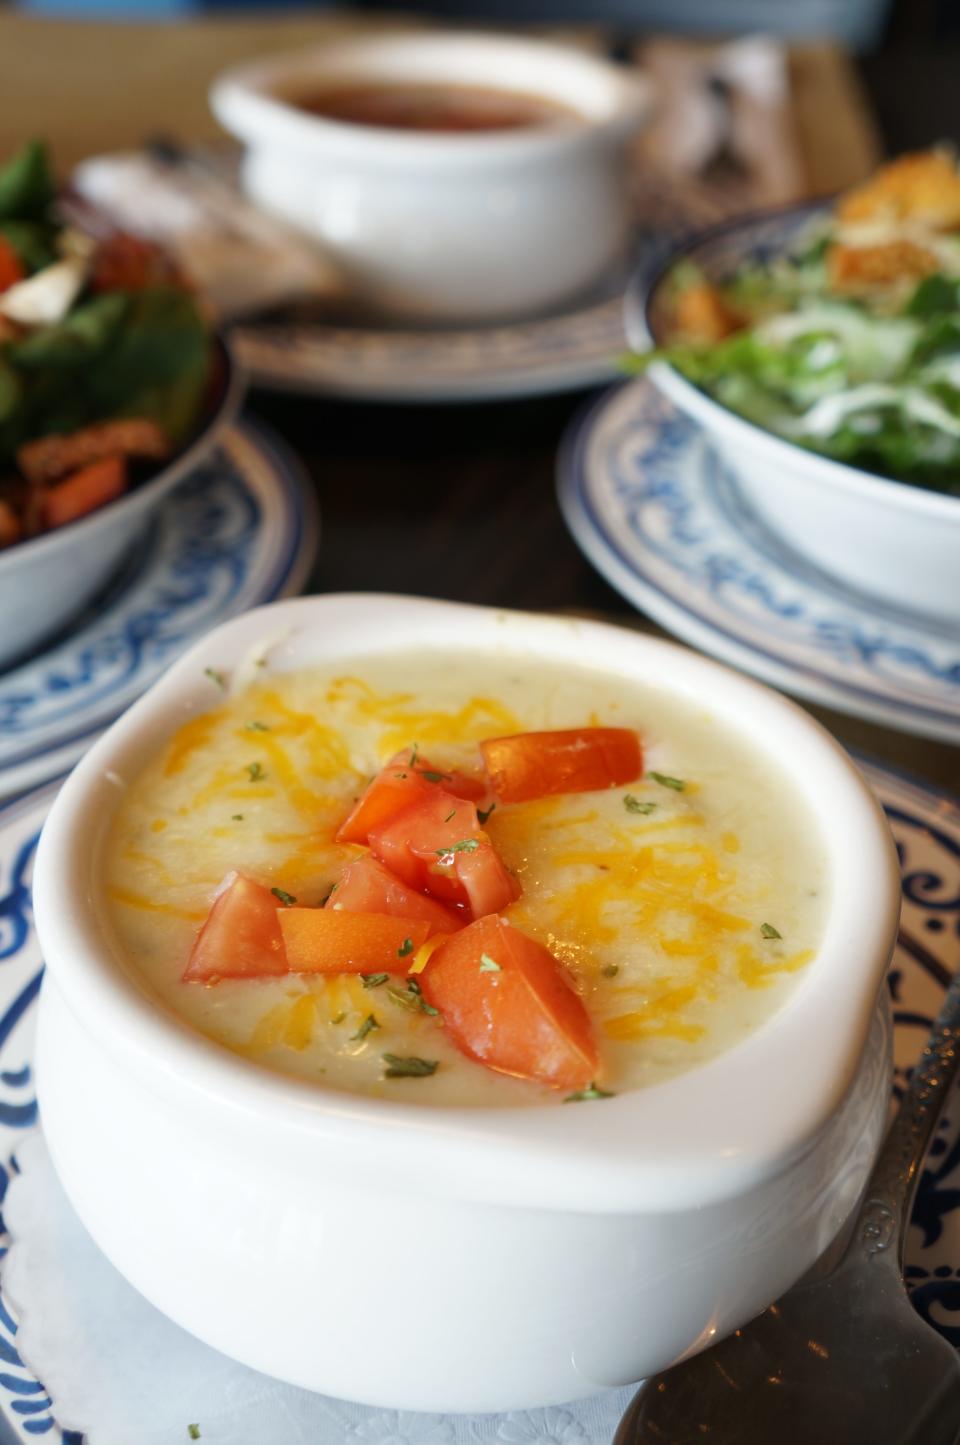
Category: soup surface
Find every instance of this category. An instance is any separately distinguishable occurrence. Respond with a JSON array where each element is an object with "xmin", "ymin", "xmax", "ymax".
[
  {"xmin": 289, "ymin": 81, "xmax": 582, "ymax": 133},
  {"xmin": 102, "ymin": 651, "xmax": 828, "ymax": 1107}
]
